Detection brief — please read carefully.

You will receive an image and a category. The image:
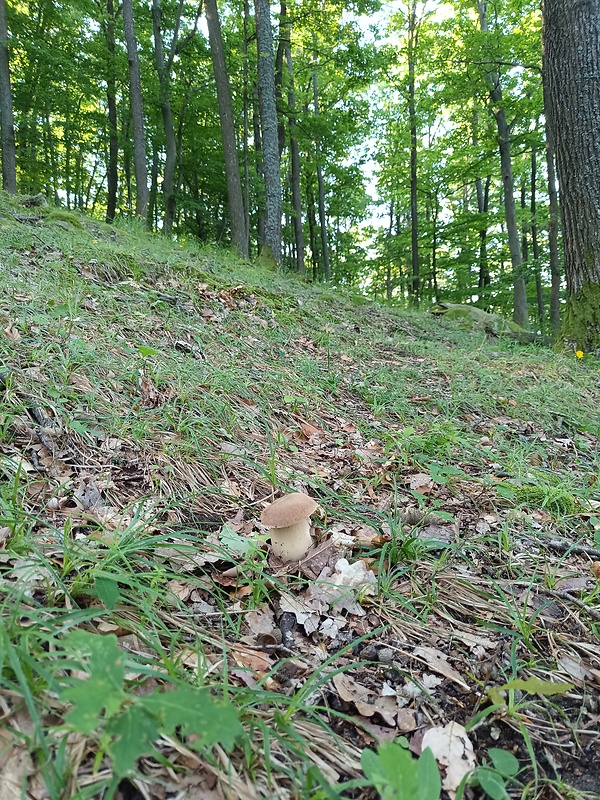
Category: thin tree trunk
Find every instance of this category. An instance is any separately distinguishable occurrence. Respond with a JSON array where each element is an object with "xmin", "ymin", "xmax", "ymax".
[
  {"xmin": 242, "ymin": 0, "xmax": 251, "ymax": 255},
  {"xmin": 147, "ymin": 143, "xmax": 159, "ymax": 230},
  {"xmin": 123, "ymin": 0, "xmax": 148, "ymax": 222},
  {"xmin": 252, "ymin": 88, "xmax": 266, "ymax": 248},
  {"xmin": 152, "ymin": 0, "xmax": 178, "ymax": 235},
  {"xmin": 312, "ymin": 48, "xmax": 330, "ymax": 281},
  {"xmin": 478, "ymin": 0, "xmax": 529, "ymax": 328},
  {"xmin": 530, "ymin": 146, "xmax": 544, "ymax": 327},
  {"xmin": 286, "ymin": 45, "xmax": 305, "ymax": 277},
  {"xmin": 408, "ymin": 2, "xmax": 419, "ymax": 304},
  {"xmin": 544, "ymin": 121, "xmax": 561, "ymax": 334},
  {"xmin": 105, "ymin": 0, "xmax": 119, "ymax": 222},
  {"xmin": 0, "ymin": 0, "xmax": 16, "ymax": 193},
  {"xmin": 254, "ymin": 0, "xmax": 282, "ymax": 264},
  {"xmin": 206, "ymin": 0, "xmax": 248, "ymax": 257}
]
